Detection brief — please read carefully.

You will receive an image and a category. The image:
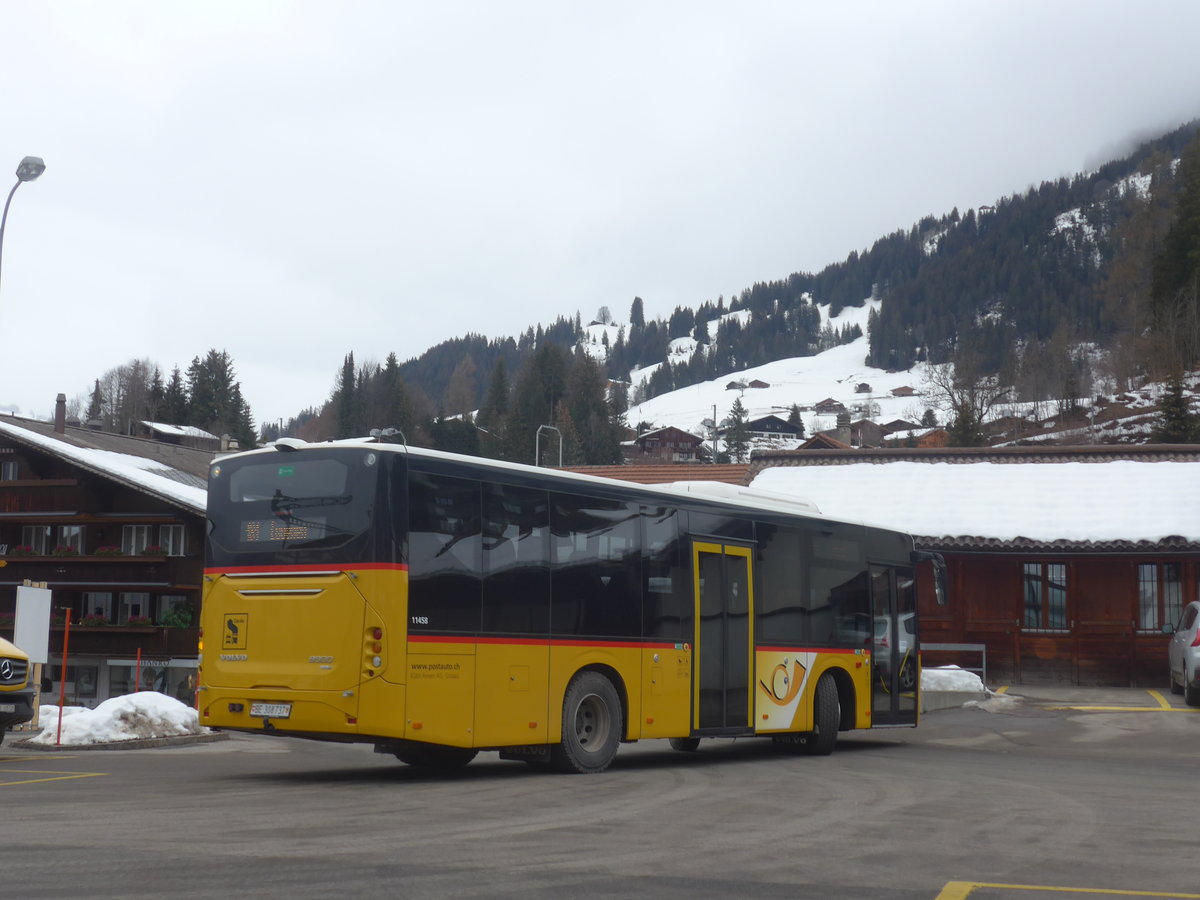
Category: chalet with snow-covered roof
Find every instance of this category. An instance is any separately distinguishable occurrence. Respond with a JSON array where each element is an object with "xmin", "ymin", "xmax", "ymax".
[
  {"xmin": 627, "ymin": 426, "xmax": 706, "ymax": 463},
  {"xmin": 137, "ymin": 421, "xmax": 221, "ymax": 450},
  {"xmin": 740, "ymin": 415, "xmax": 800, "ymax": 441},
  {"xmin": 749, "ymin": 445, "xmax": 1200, "ymax": 687},
  {"xmin": 747, "ymin": 379, "xmax": 771, "ymax": 389},
  {"xmin": 0, "ymin": 398, "xmax": 210, "ymax": 708},
  {"xmin": 814, "ymin": 398, "xmax": 847, "ymax": 415}
]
